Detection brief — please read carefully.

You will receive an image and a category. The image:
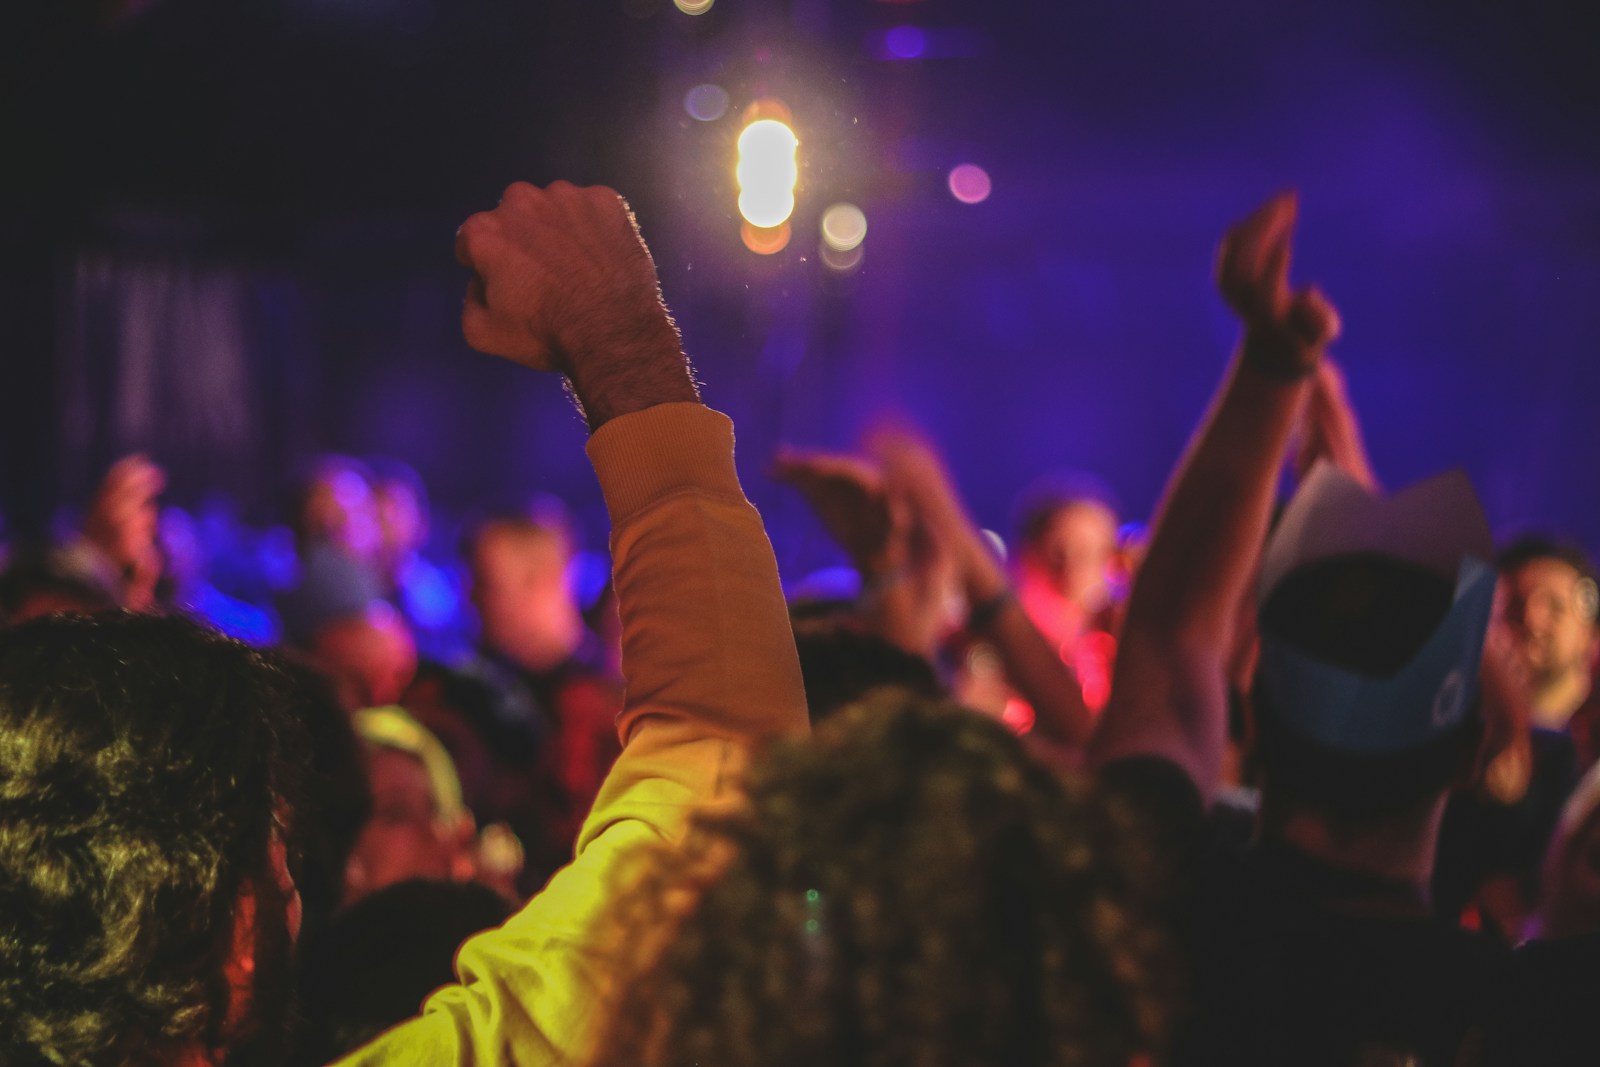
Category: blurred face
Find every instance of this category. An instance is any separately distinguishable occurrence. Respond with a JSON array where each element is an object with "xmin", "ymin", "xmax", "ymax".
[
  {"xmin": 302, "ymin": 467, "xmax": 382, "ymax": 561},
  {"xmin": 1494, "ymin": 559, "xmax": 1599, "ymax": 685},
  {"xmin": 345, "ymin": 747, "xmax": 463, "ymax": 901},
  {"xmin": 311, "ymin": 604, "xmax": 418, "ymax": 710},
  {"xmin": 374, "ymin": 479, "xmax": 427, "ymax": 565},
  {"xmin": 1027, "ymin": 502, "xmax": 1118, "ymax": 611},
  {"xmin": 470, "ymin": 527, "xmax": 574, "ymax": 654}
]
